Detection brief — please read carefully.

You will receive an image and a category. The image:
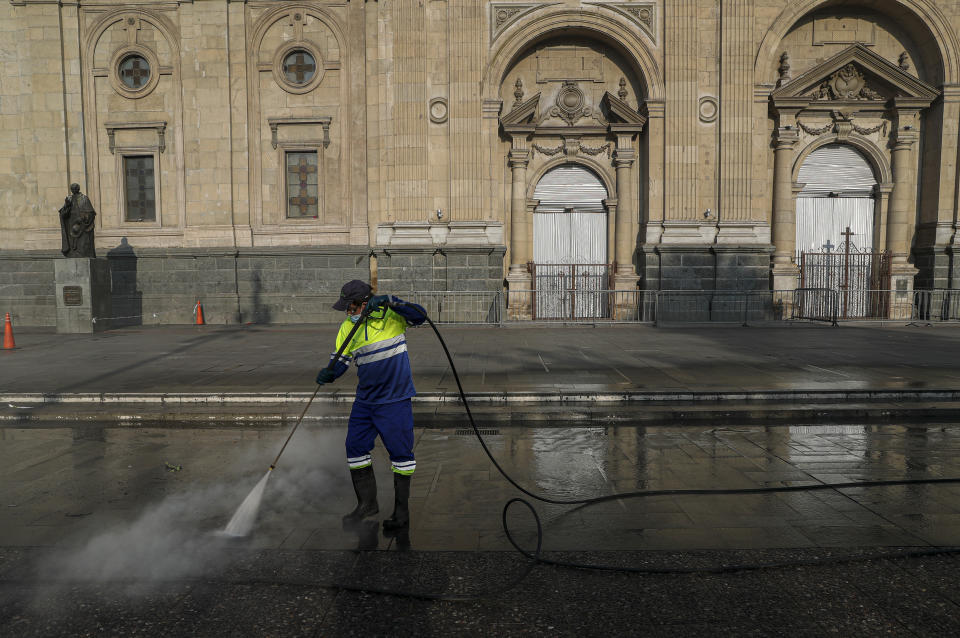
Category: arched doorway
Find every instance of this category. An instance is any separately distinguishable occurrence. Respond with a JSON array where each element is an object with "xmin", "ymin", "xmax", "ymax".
[
  {"xmin": 532, "ymin": 164, "xmax": 610, "ymax": 319},
  {"xmin": 795, "ymin": 143, "xmax": 888, "ymax": 317},
  {"xmin": 795, "ymin": 143, "xmax": 877, "ymax": 259}
]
